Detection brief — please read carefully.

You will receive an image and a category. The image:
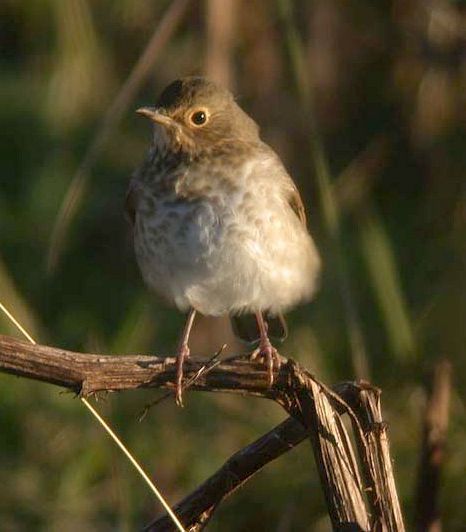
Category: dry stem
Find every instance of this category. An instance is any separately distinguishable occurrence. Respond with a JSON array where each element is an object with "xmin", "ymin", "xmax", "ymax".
[{"xmin": 0, "ymin": 334, "xmax": 405, "ymax": 531}]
